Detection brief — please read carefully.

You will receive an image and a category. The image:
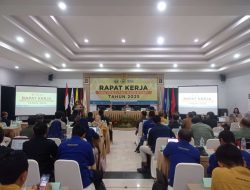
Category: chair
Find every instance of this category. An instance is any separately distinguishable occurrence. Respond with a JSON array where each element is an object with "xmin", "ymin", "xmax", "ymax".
[
  {"xmin": 206, "ymin": 139, "xmax": 220, "ymax": 149},
  {"xmin": 150, "ymin": 137, "xmax": 169, "ymax": 178},
  {"xmin": 172, "ymin": 128, "xmax": 180, "ymax": 136},
  {"xmin": 212, "ymin": 126, "xmax": 224, "ymax": 137},
  {"xmin": 230, "ymin": 122, "xmax": 240, "ymax": 131},
  {"xmin": 136, "ymin": 122, "xmax": 143, "ymax": 146},
  {"xmin": 55, "ymin": 160, "xmax": 95, "ymax": 190},
  {"xmin": 25, "ymin": 159, "xmax": 40, "ymax": 187},
  {"xmin": 47, "ymin": 138, "xmax": 61, "ymax": 146},
  {"xmin": 169, "ymin": 163, "xmax": 204, "ymax": 190},
  {"xmin": 1, "ymin": 136, "xmax": 11, "ymax": 146}
]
